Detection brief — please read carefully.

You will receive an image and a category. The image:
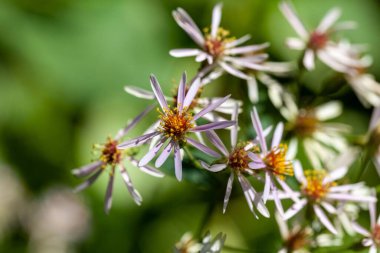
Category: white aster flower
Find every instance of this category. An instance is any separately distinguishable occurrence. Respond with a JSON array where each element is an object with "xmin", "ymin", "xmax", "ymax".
[
  {"xmin": 170, "ymin": 3, "xmax": 273, "ymax": 81},
  {"xmin": 280, "ymin": 1, "xmax": 358, "ymax": 71},
  {"xmin": 200, "ymin": 104, "xmax": 270, "ymax": 218},
  {"xmin": 284, "ymin": 159, "xmax": 376, "ymax": 235},
  {"xmin": 282, "ymin": 100, "xmax": 350, "ymax": 169},
  {"xmin": 249, "ymin": 107, "xmax": 296, "ymax": 216},
  {"xmin": 174, "ymin": 231, "xmax": 226, "ymax": 253},
  {"xmin": 72, "ymin": 105, "xmax": 164, "ymax": 214},
  {"xmin": 118, "ymin": 73, "xmax": 235, "ymax": 181},
  {"xmin": 352, "ymin": 193, "xmax": 380, "ymax": 253}
]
